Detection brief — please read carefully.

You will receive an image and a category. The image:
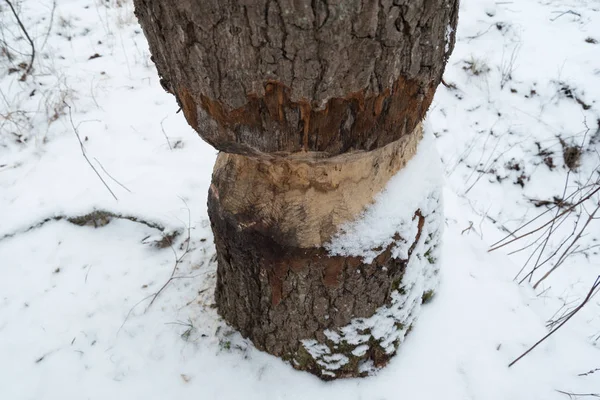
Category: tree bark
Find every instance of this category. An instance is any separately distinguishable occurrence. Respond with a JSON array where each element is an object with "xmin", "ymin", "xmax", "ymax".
[
  {"xmin": 134, "ymin": 0, "xmax": 458, "ymax": 379},
  {"xmin": 134, "ymin": 0, "xmax": 458, "ymax": 156}
]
